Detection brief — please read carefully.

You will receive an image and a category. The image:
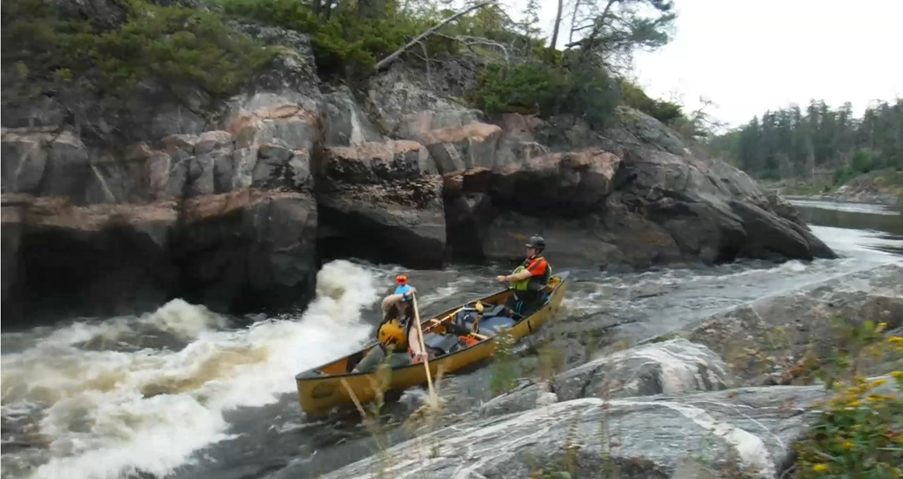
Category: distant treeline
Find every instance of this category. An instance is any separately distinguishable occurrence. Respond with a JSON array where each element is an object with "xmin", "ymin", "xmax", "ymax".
[{"xmin": 707, "ymin": 99, "xmax": 903, "ymax": 183}]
